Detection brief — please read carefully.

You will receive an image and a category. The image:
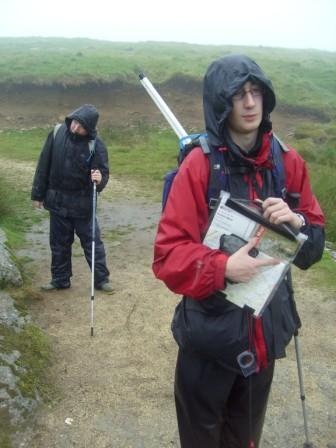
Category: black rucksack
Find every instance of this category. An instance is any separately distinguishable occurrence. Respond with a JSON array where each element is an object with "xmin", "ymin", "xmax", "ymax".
[{"xmin": 161, "ymin": 133, "xmax": 289, "ymax": 211}]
